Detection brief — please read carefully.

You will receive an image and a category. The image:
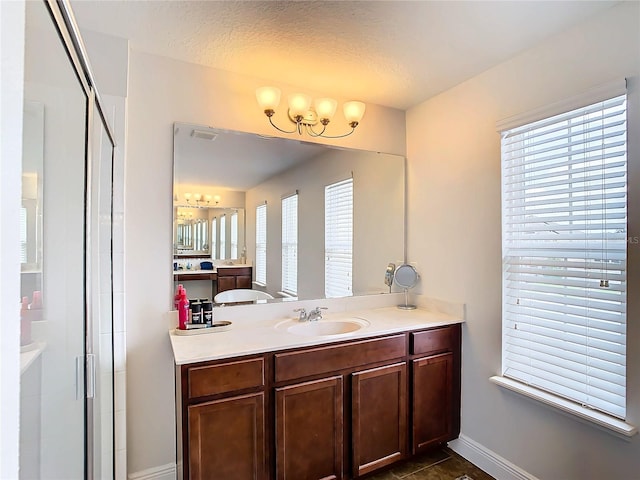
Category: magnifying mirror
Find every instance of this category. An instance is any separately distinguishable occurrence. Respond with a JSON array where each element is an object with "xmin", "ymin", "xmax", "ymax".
[{"xmin": 394, "ymin": 264, "xmax": 419, "ymax": 310}]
